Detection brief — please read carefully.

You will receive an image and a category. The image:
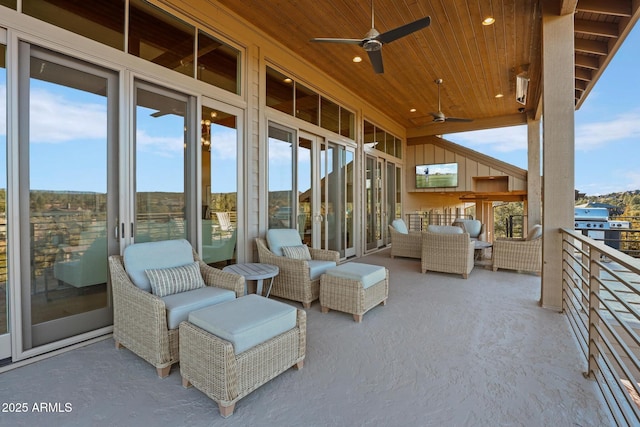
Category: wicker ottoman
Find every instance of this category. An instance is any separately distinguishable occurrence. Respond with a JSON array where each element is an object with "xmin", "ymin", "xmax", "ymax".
[
  {"xmin": 320, "ymin": 263, "xmax": 389, "ymax": 322},
  {"xmin": 179, "ymin": 295, "xmax": 306, "ymax": 417}
]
